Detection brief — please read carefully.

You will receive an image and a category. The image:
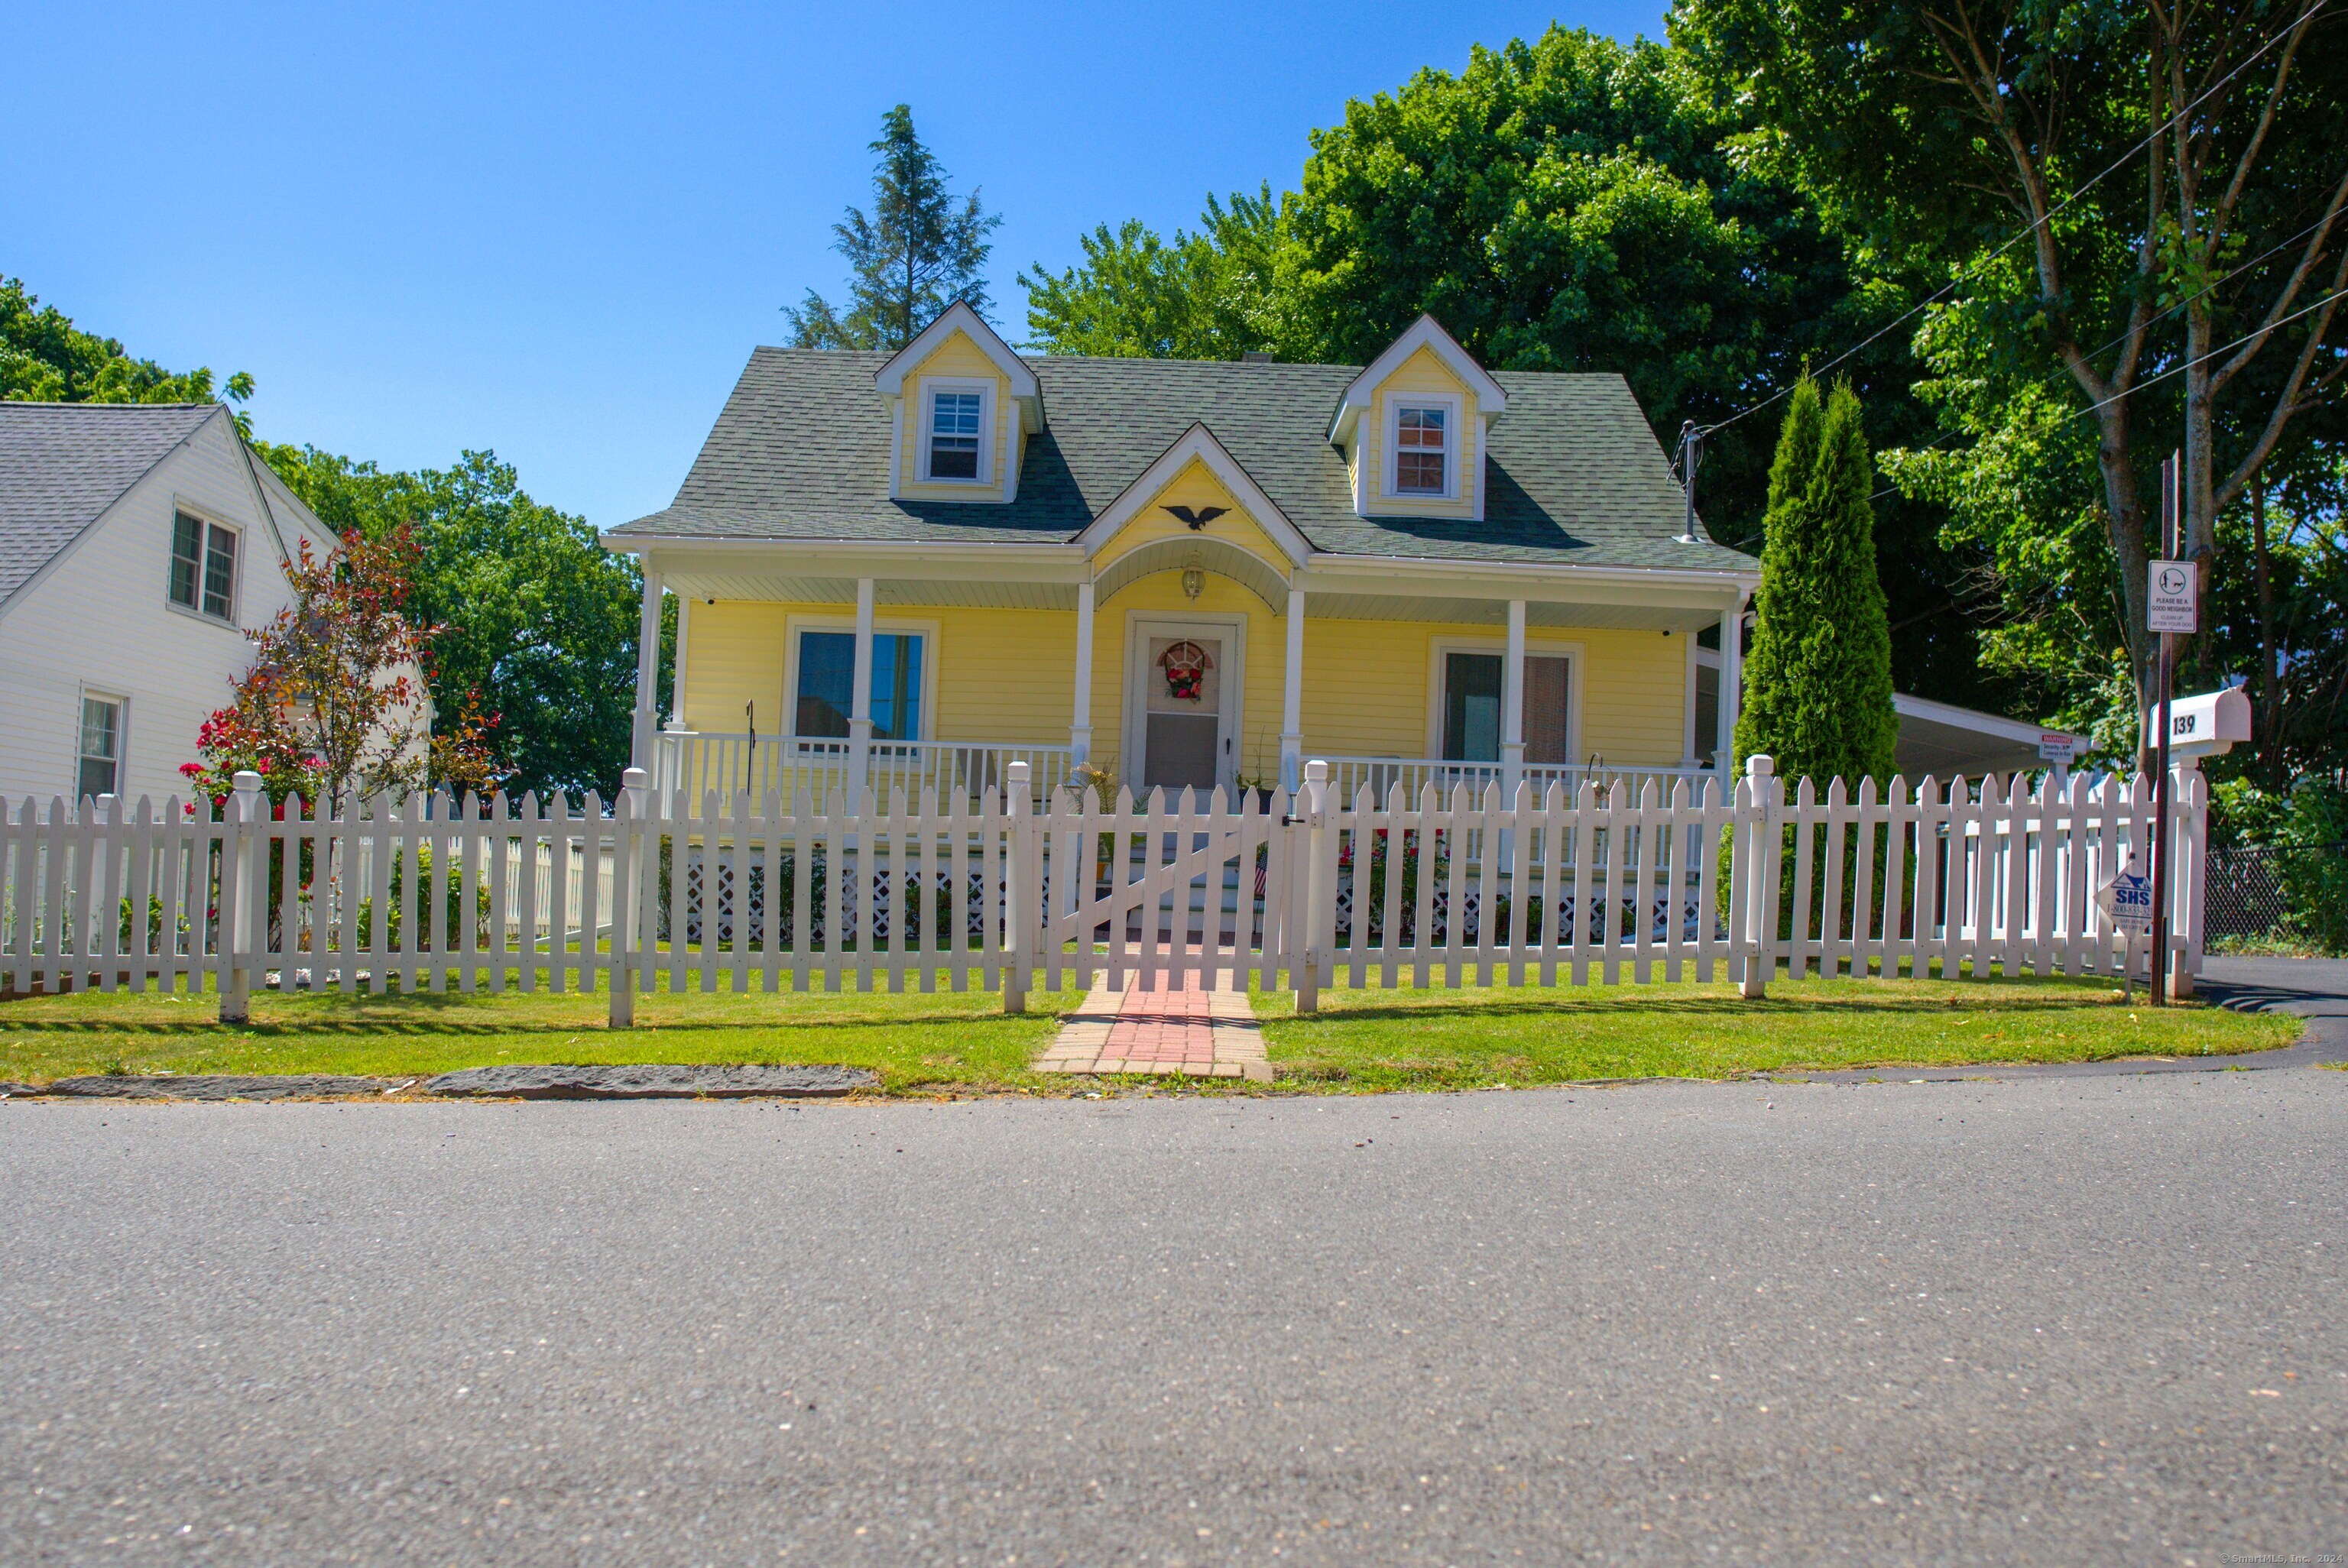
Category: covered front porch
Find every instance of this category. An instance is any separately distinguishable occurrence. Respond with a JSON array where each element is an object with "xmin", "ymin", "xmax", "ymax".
[{"xmin": 624, "ymin": 537, "xmax": 1754, "ymax": 812}]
